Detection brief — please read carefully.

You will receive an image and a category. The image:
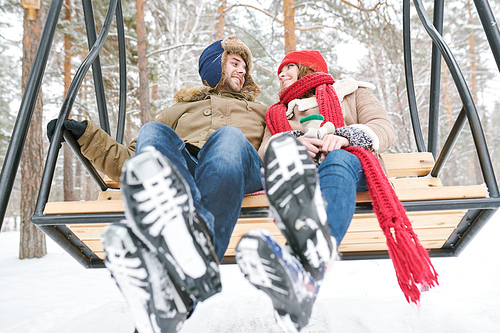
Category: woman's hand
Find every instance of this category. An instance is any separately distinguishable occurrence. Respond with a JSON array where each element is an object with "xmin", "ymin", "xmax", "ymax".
[
  {"xmin": 297, "ymin": 136, "xmax": 323, "ymax": 159},
  {"xmin": 318, "ymin": 134, "xmax": 349, "ymax": 161}
]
